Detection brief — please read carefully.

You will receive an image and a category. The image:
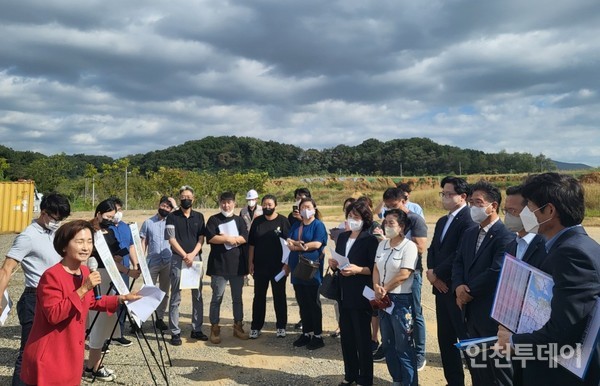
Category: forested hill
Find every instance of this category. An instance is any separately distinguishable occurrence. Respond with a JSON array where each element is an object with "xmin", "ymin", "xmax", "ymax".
[
  {"xmin": 128, "ymin": 136, "xmax": 554, "ymax": 176},
  {"xmin": 1, "ymin": 137, "xmax": 555, "ymax": 180}
]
